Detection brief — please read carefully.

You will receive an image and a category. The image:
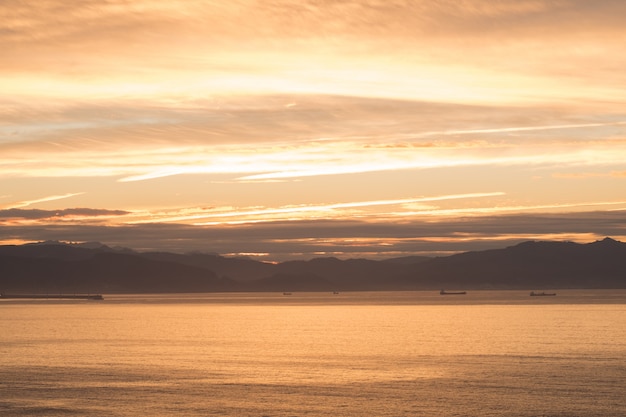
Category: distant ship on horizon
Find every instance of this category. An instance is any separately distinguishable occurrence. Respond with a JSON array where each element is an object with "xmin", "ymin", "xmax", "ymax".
[{"xmin": 530, "ymin": 291, "xmax": 556, "ymax": 296}]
